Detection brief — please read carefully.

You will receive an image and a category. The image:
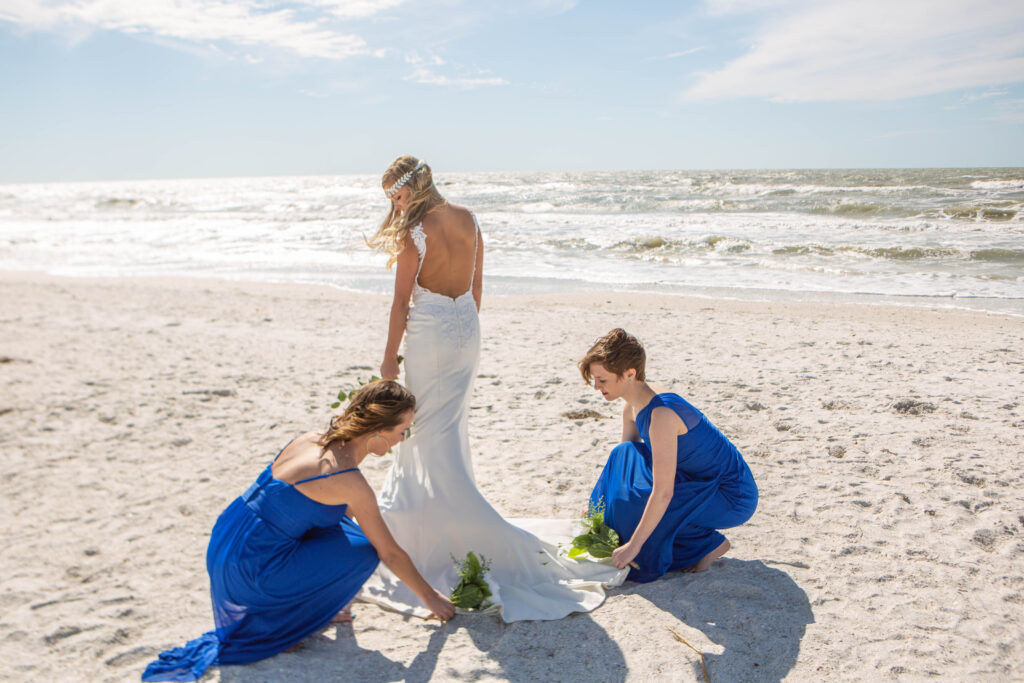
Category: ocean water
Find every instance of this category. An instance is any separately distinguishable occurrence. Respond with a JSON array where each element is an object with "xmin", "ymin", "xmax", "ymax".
[{"xmin": 1, "ymin": 169, "xmax": 1022, "ymax": 314}]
